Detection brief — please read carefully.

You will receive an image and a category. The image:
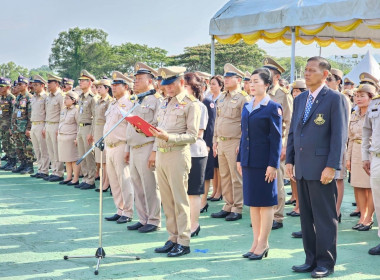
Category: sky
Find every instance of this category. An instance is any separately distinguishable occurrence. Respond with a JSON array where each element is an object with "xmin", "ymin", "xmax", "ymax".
[{"xmin": 1, "ymin": 0, "xmax": 380, "ymax": 69}]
